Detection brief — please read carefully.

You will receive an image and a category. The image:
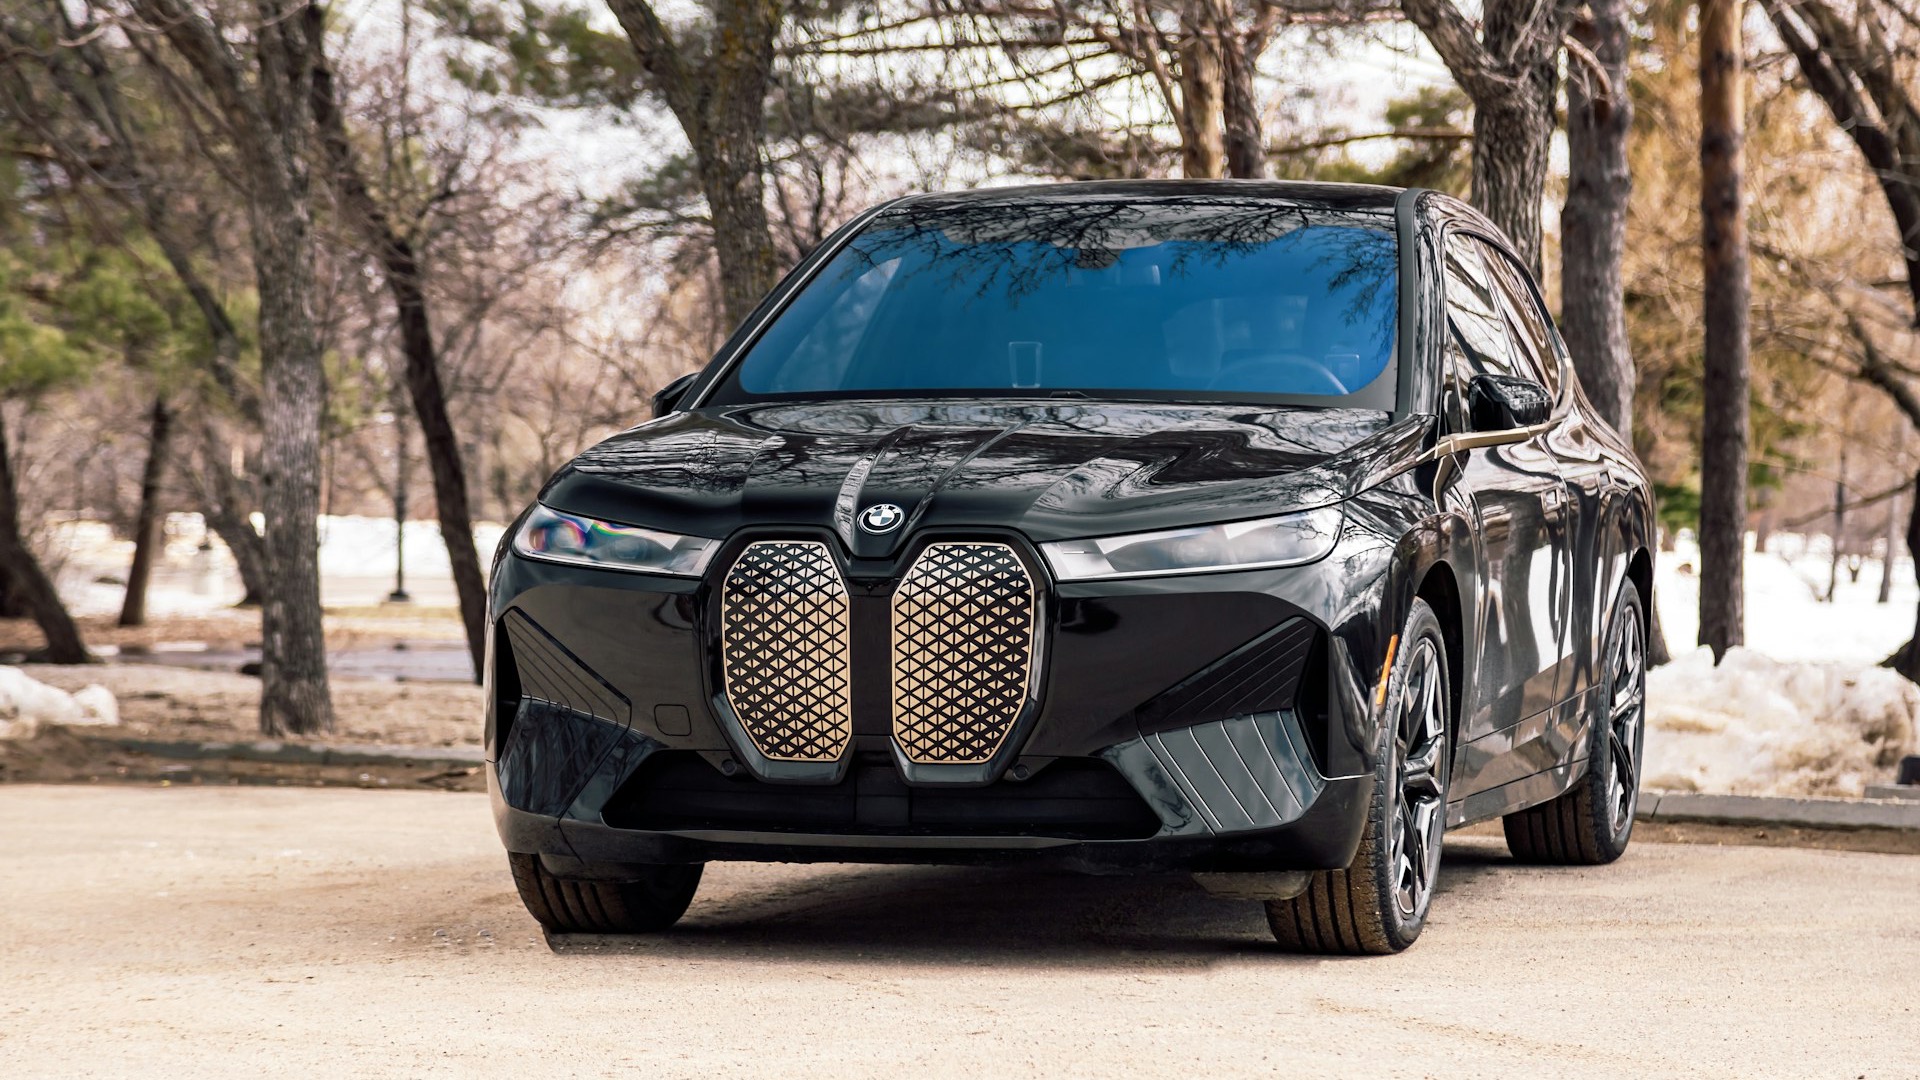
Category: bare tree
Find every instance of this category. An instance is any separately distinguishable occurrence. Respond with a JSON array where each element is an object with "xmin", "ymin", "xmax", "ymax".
[
  {"xmin": 939, "ymin": 0, "xmax": 1283, "ymax": 179},
  {"xmin": 125, "ymin": 0, "xmax": 334, "ymax": 734},
  {"xmin": 1560, "ymin": 0, "xmax": 1634, "ymax": 437},
  {"xmin": 307, "ymin": 8, "xmax": 485, "ymax": 681},
  {"xmin": 1559, "ymin": 0, "xmax": 1668, "ymax": 663},
  {"xmin": 605, "ymin": 0, "xmax": 783, "ymax": 327},
  {"xmin": 0, "ymin": 2, "xmax": 271, "ymax": 606},
  {"xmin": 1698, "ymin": 0, "xmax": 1750, "ymax": 660},
  {"xmin": 1763, "ymin": 0, "xmax": 1919, "ymax": 329},
  {"xmin": 1399, "ymin": 0, "xmax": 1578, "ymax": 271}
]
